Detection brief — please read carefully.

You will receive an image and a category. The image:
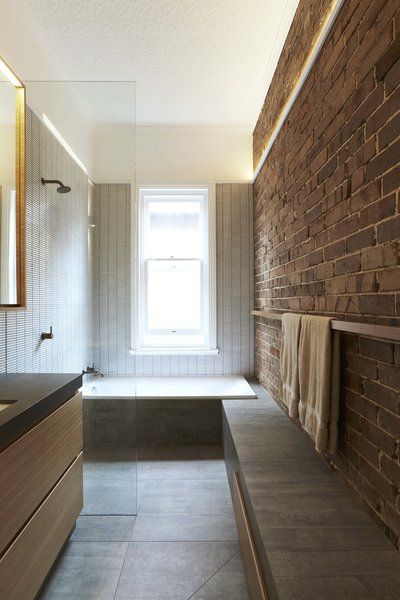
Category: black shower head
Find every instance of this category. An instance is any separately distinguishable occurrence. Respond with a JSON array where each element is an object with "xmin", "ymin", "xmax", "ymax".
[{"xmin": 41, "ymin": 177, "xmax": 71, "ymax": 194}]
